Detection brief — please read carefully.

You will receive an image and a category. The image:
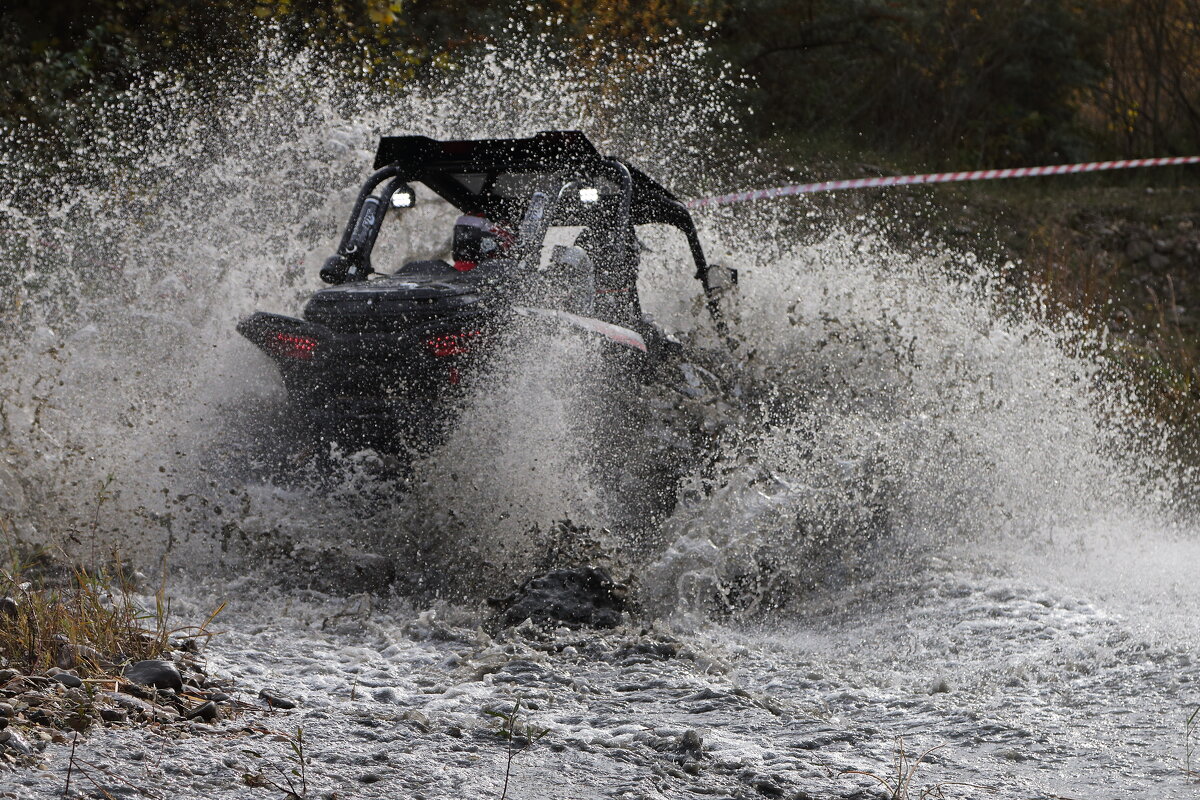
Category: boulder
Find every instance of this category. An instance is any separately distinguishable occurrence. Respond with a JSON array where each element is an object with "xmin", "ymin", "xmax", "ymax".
[{"xmin": 122, "ymin": 660, "xmax": 183, "ymax": 692}]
